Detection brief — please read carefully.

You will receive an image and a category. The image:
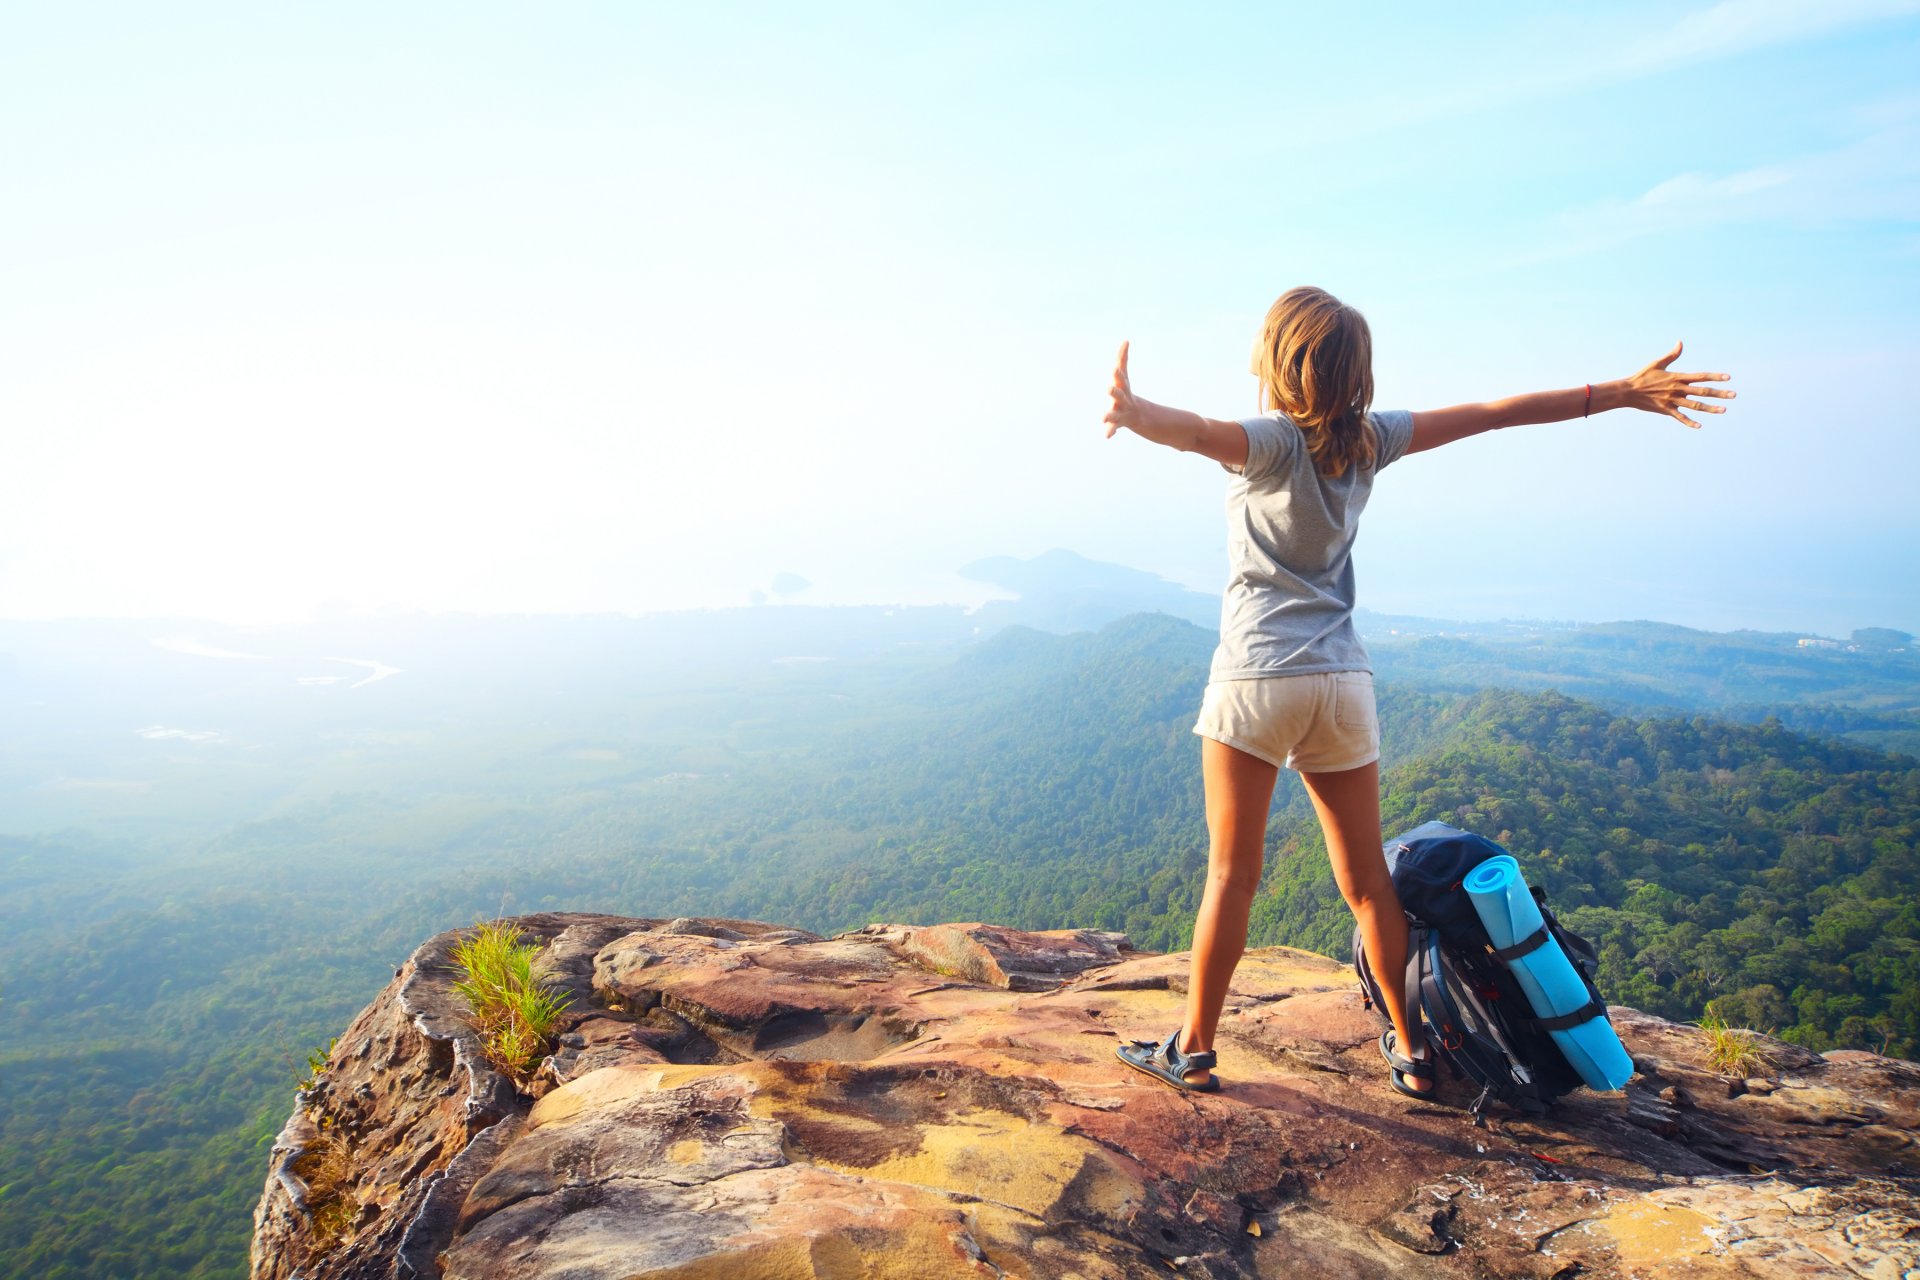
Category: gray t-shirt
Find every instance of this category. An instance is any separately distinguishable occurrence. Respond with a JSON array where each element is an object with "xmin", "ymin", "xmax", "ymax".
[{"xmin": 1208, "ymin": 408, "xmax": 1416, "ymax": 681}]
